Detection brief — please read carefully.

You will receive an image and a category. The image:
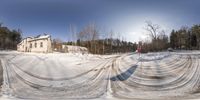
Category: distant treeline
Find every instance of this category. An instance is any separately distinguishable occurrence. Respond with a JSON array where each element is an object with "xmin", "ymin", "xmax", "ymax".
[
  {"xmin": 61, "ymin": 23, "xmax": 138, "ymax": 54},
  {"xmin": 170, "ymin": 25, "xmax": 200, "ymax": 50},
  {"xmin": 138, "ymin": 22, "xmax": 200, "ymax": 53},
  {"xmin": 64, "ymin": 23, "xmax": 200, "ymax": 54},
  {"xmin": 0, "ymin": 24, "xmax": 22, "ymax": 50},
  {"xmin": 1, "ymin": 21, "xmax": 200, "ymax": 53},
  {"xmin": 65, "ymin": 38, "xmax": 137, "ymax": 54}
]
